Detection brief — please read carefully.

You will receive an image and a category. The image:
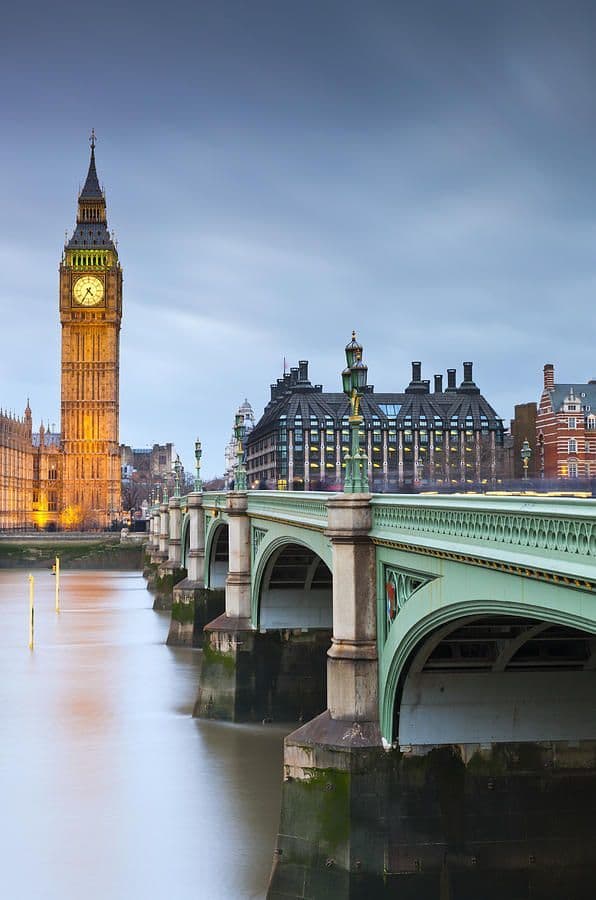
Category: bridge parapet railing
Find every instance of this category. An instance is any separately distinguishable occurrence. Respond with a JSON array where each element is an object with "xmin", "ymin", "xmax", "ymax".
[
  {"xmin": 247, "ymin": 491, "xmax": 330, "ymax": 530},
  {"xmin": 201, "ymin": 491, "xmax": 228, "ymax": 513},
  {"xmin": 370, "ymin": 494, "xmax": 596, "ymax": 581}
]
